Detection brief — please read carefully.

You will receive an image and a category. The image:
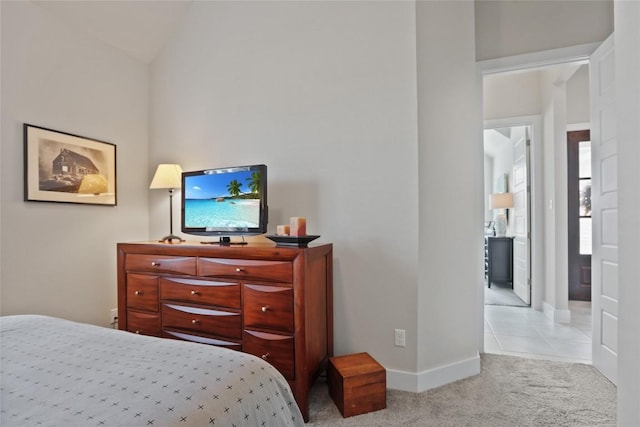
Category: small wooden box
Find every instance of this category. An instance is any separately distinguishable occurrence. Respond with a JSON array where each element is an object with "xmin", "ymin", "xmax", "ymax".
[{"xmin": 328, "ymin": 352, "xmax": 386, "ymax": 417}]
